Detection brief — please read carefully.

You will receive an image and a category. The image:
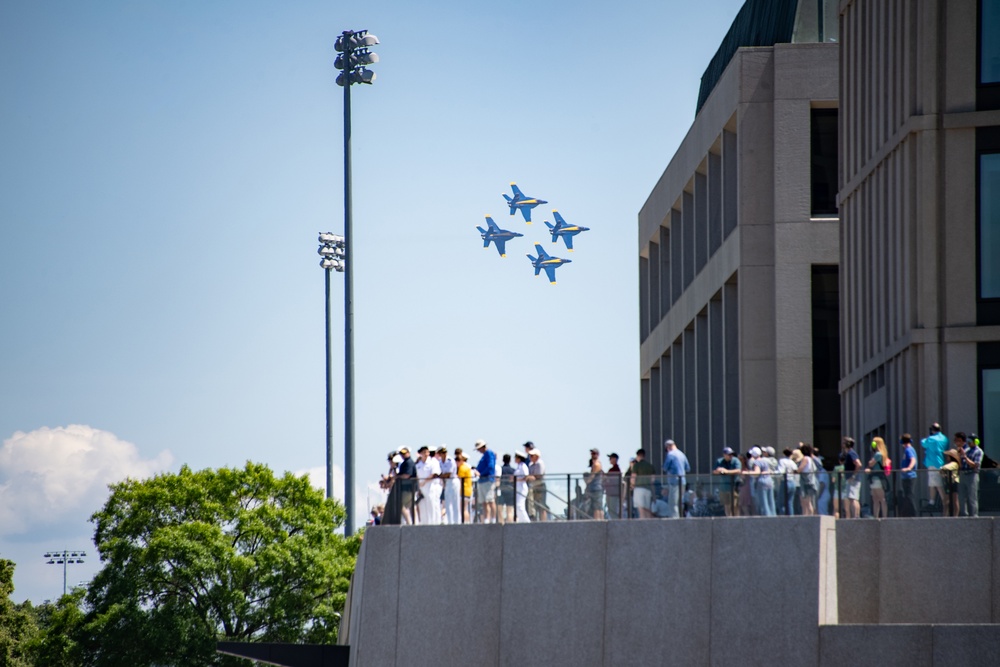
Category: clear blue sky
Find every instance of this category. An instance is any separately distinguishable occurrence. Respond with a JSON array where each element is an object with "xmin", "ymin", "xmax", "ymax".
[{"xmin": 0, "ymin": 0, "xmax": 745, "ymax": 602}]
